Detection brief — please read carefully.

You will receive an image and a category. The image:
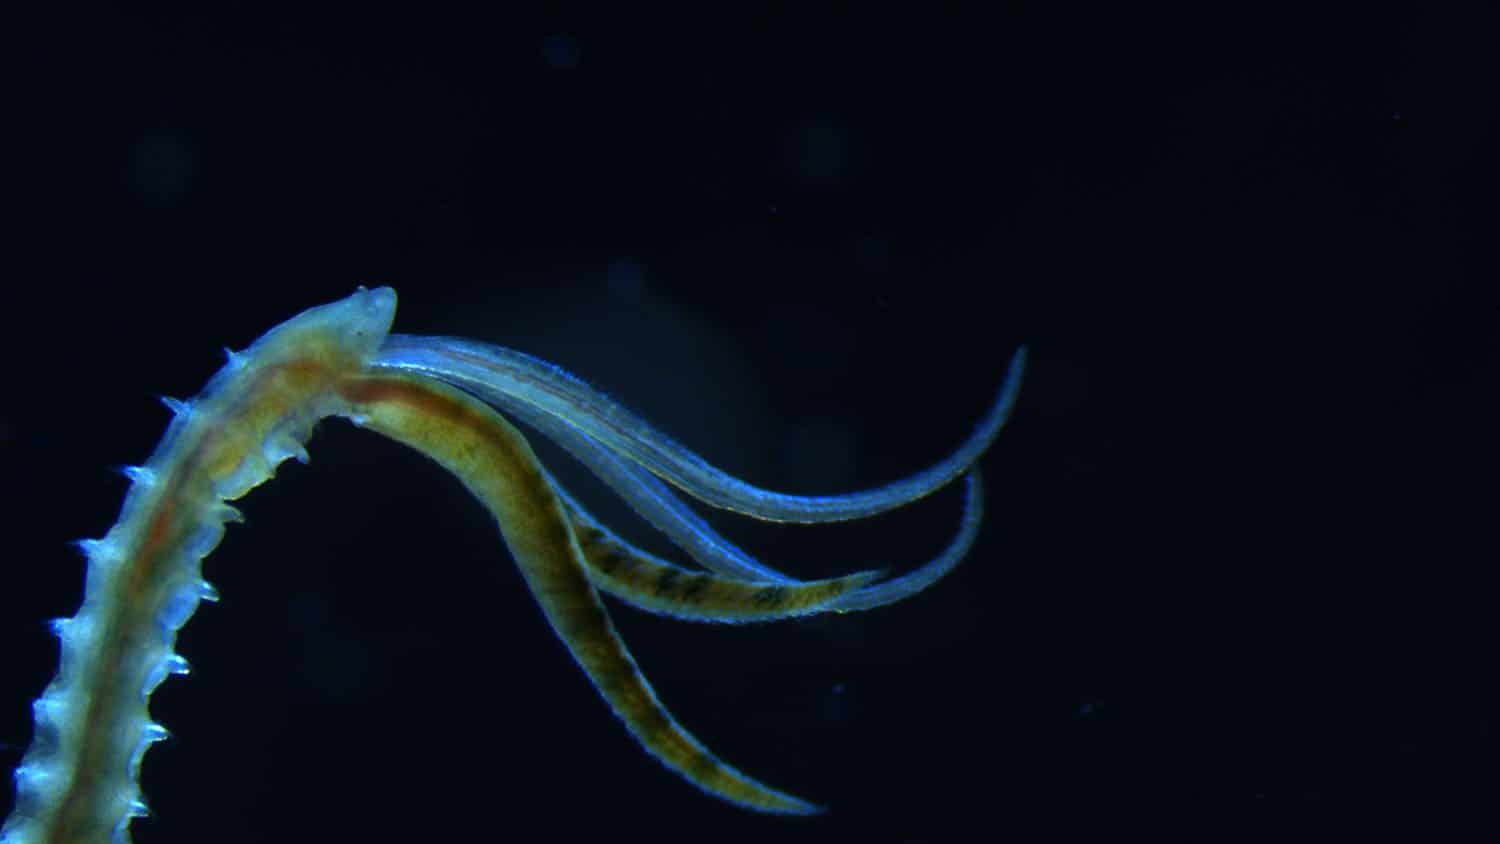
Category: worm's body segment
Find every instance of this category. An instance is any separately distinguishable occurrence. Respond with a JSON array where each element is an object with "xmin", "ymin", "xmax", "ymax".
[
  {"xmin": 3, "ymin": 288, "xmax": 1020, "ymax": 842},
  {"xmin": 4, "ymin": 289, "xmax": 395, "ymax": 844}
]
